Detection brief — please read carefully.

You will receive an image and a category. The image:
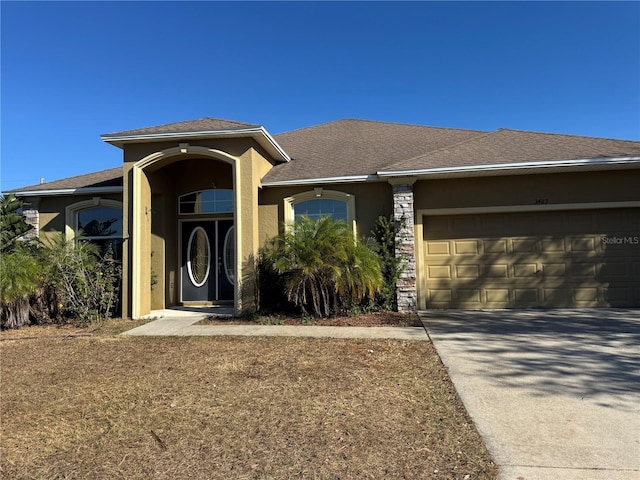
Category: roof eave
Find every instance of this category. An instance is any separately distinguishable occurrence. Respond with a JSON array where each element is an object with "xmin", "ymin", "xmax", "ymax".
[
  {"xmin": 377, "ymin": 156, "xmax": 640, "ymax": 179},
  {"xmin": 101, "ymin": 127, "xmax": 291, "ymax": 163},
  {"xmin": 11, "ymin": 186, "xmax": 123, "ymax": 197},
  {"xmin": 261, "ymin": 174, "xmax": 379, "ymax": 187}
]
